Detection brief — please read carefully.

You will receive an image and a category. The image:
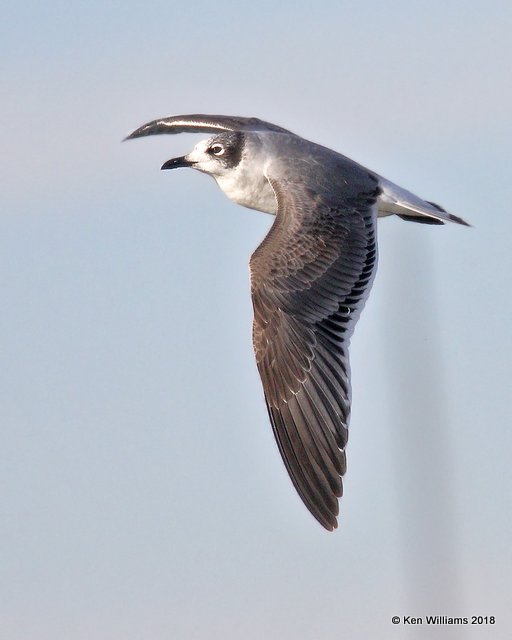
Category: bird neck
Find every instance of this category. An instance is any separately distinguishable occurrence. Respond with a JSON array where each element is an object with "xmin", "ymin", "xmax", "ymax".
[{"xmin": 214, "ymin": 161, "xmax": 277, "ymax": 215}]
